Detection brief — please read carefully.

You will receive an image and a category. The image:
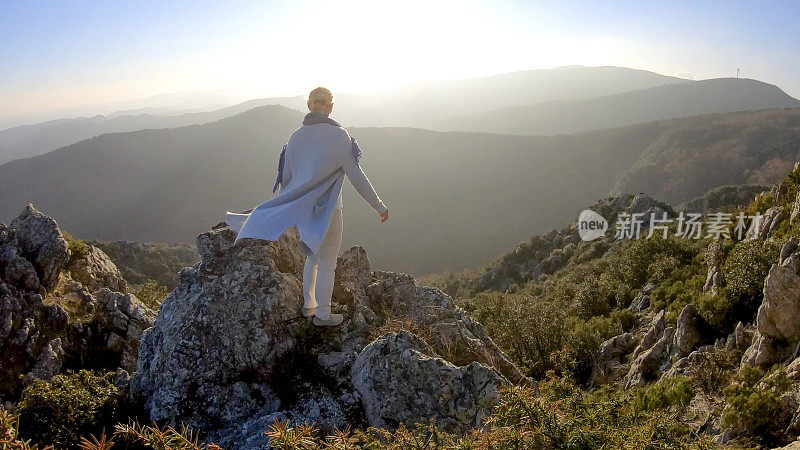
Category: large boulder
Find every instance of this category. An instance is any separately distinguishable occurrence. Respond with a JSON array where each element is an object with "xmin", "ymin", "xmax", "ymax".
[
  {"xmin": 9, "ymin": 203, "xmax": 70, "ymax": 290},
  {"xmin": 131, "ymin": 222, "xmax": 525, "ymax": 444},
  {"xmin": 757, "ymin": 266, "xmax": 800, "ymax": 343},
  {"xmin": 351, "ymin": 331, "xmax": 505, "ymax": 433},
  {"xmin": 131, "ymin": 226, "xmax": 313, "ymax": 428},
  {"xmin": 743, "ymin": 243, "xmax": 800, "ymax": 367},
  {"xmin": 672, "ymin": 304, "xmax": 705, "ymax": 358}
]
